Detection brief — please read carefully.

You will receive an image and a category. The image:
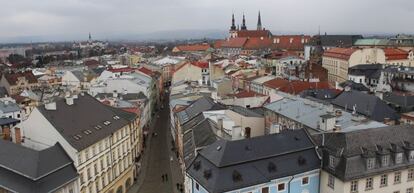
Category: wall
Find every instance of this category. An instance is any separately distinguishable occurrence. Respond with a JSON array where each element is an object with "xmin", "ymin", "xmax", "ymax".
[
  {"xmin": 172, "ymin": 63, "xmax": 202, "ymax": 84},
  {"xmin": 225, "ymin": 110, "xmax": 265, "ymax": 138}
]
